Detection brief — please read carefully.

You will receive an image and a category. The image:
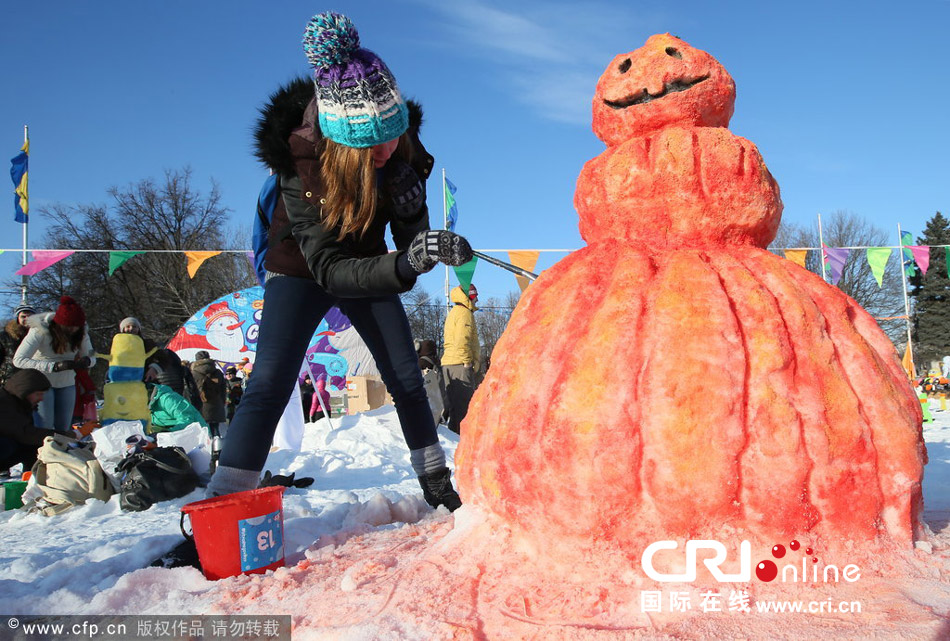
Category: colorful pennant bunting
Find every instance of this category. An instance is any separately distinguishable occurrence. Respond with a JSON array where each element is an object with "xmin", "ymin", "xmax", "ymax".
[
  {"xmin": 108, "ymin": 250, "xmax": 144, "ymax": 276},
  {"xmin": 865, "ymin": 248, "xmax": 891, "ymax": 287},
  {"xmin": 15, "ymin": 250, "xmax": 74, "ymax": 276},
  {"xmin": 783, "ymin": 249, "xmax": 808, "ymax": 270},
  {"xmin": 910, "ymin": 246, "xmax": 930, "ymax": 275},
  {"xmin": 822, "ymin": 245, "xmax": 849, "ymax": 286},
  {"xmin": 185, "ymin": 251, "xmax": 221, "ymax": 278},
  {"xmin": 508, "ymin": 250, "xmax": 540, "ymax": 292},
  {"xmin": 453, "ymin": 256, "xmax": 478, "ymax": 292}
]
